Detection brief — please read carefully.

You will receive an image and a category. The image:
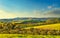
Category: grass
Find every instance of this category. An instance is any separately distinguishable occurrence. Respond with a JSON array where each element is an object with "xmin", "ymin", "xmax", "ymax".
[
  {"xmin": 0, "ymin": 34, "xmax": 60, "ymax": 38},
  {"xmin": 0, "ymin": 23, "xmax": 60, "ymax": 38},
  {"xmin": 0, "ymin": 24, "xmax": 60, "ymax": 38},
  {"xmin": 25, "ymin": 23, "xmax": 60, "ymax": 30}
]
